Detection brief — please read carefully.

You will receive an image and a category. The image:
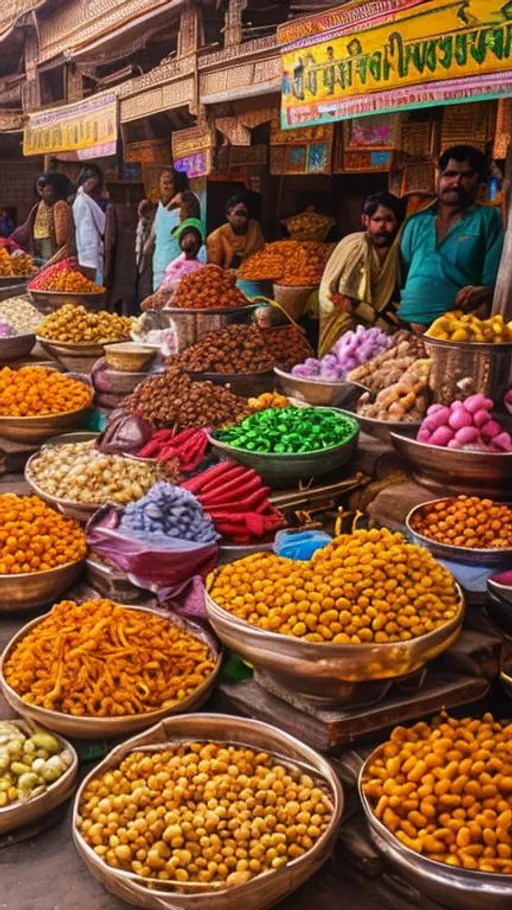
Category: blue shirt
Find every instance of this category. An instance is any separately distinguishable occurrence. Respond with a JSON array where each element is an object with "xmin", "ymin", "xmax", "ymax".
[
  {"xmin": 399, "ymin": 204, "xmax": 504, "ymax": 324},
  {"xmin": 153, "ymin": 202, "xmax": 181, "ymax": 290}
]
